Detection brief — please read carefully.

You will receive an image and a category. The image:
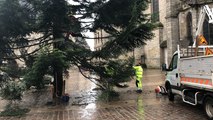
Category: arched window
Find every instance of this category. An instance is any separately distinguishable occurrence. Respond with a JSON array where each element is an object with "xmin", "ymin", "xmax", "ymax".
[
  {"xmin": 203, "ymin": 17, "xmax": 213, "ymax": 45},
  {"xmin": 186, "ymin": 12, "xmax": 193, "ymax": 46},
  {"xmin": 151, "ymin": 0, "xmax": 159, "ymax": 22}
]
